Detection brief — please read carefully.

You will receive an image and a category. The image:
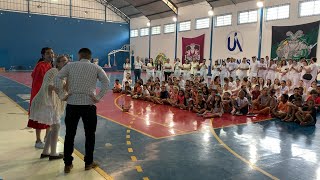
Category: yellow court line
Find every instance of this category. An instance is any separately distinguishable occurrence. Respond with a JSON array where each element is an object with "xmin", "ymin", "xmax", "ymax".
[
  {"xmin": 126, "ymin": 135, "xmax": 130, "ymax": 139},
  {"xmin": 143, "ymin": 177, "xmax": 150, "ymax": 180},
  {"xmin": 126, "ymin": 141, "xmax": 131, "ymax": 145},
  {"xmin": 135, "ymin": 166, "xmax": 143, "ymax": 173},
  {"xmin": 131, "ymin": 156, "xmax": 137, "ymax": 161},
  {"xmin": 0, "ymin": 91, "xmax": 113, "ymax": 180},
  {"xmin": 128, "ymin": 148, "xmax": 133, "ymax": 153},
  {"xmin": 127, "ymin": 129, "xmax": 131, "ymax": 133},
  {"xmin": 130, "ymin": 121, "xmax": 134, "ymax": 124},
  {"xmin": 209, "ymin": 119, "xmax": 279, "ymax": 180}
]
